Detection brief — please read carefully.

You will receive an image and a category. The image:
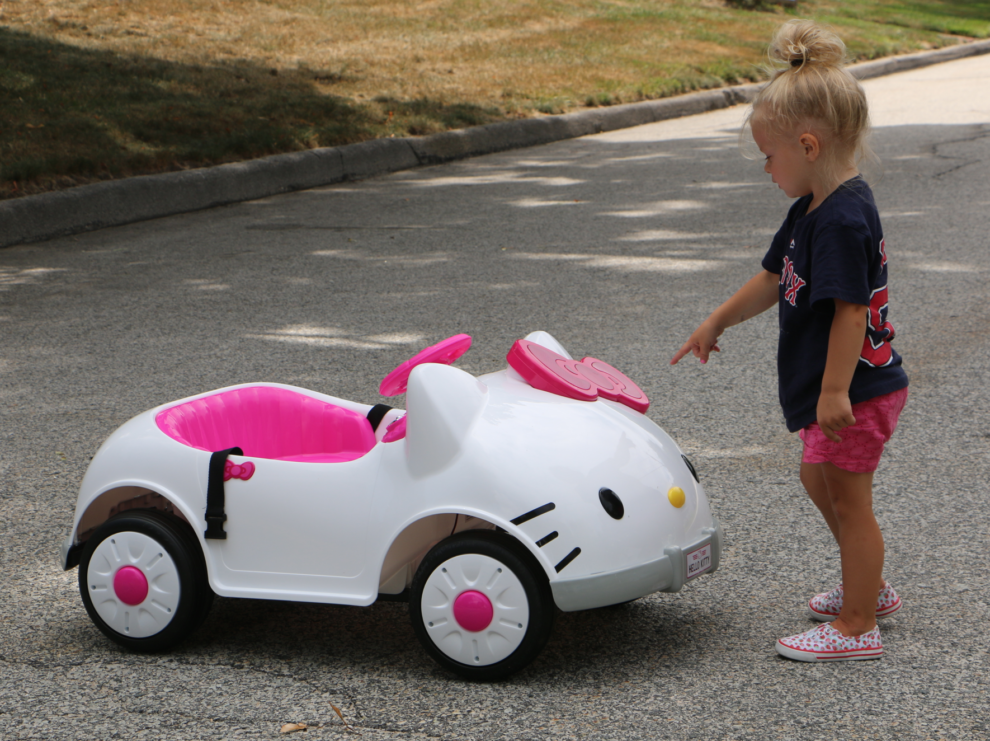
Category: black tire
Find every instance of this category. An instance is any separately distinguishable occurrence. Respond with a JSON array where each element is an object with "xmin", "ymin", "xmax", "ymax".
[
  {"xmin": 410, "ymin": 530, "xmax": 555, "ymax": 681},
  {"xmin": 78, "ymin": 509, "xmax": 213, "ymax": 652}
]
